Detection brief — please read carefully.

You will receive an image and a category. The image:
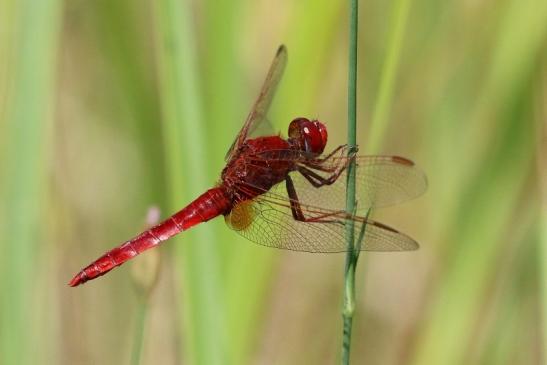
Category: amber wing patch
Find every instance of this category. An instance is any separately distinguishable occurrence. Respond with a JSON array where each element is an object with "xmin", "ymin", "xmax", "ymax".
[{"xmin": 225, "ymin": 200, "xmax": 258, "ymax": 231}]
